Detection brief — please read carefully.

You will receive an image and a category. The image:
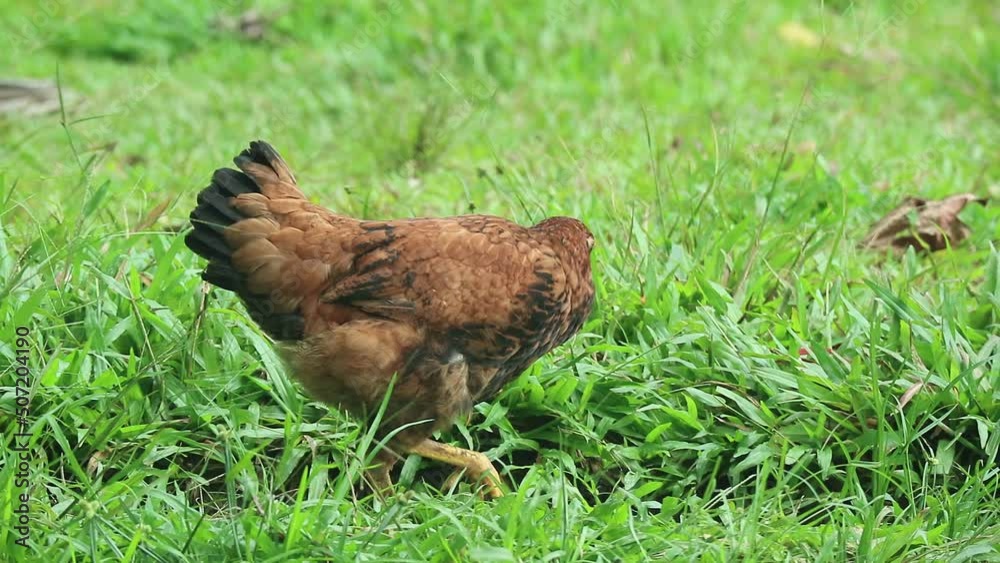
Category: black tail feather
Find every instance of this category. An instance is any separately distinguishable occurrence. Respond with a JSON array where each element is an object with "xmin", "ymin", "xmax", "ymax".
[
  {"xmin": 203, "ymin": 261, "xmax": 242, "ymax": 292},
  {"xmin": 211, "ymin": 168, "xmax": 258, "ymax": 197},
  {"xmin": 237, "ymin": 140, "xmax": 296, "ymax": 184},
  {"xmin": 185, "ymin": 141, "xmax": 306, "ymax": 341},
  {"xmin": 185, "ymin": 181, "xmax": 253, "ymax": 263},
  {"xmin": 184, "ymin": 229, "xmax": 231, "ymax": 262},
  {"xmin": 186, "ymin": 144, "xmax": 269, "ymax": 262},
  {"xmin": 195, "ymin": 190, "xmax": 245, "ymax": 224}
]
